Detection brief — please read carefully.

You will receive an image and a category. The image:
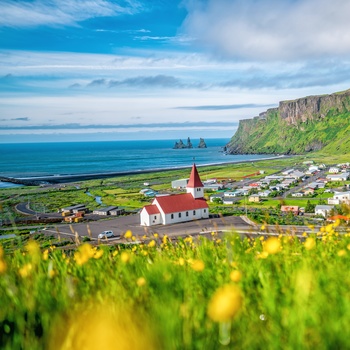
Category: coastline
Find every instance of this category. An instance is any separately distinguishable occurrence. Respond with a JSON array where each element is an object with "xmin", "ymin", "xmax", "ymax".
[{"xmin": 1, "ymin": 154, "xmax": 289, "ymax": 185}]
